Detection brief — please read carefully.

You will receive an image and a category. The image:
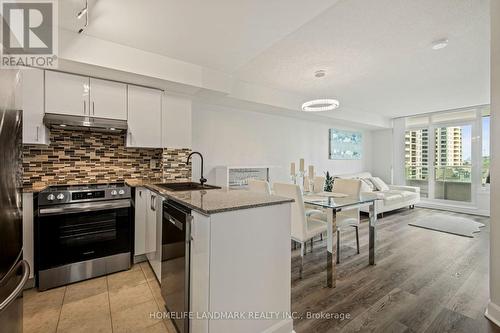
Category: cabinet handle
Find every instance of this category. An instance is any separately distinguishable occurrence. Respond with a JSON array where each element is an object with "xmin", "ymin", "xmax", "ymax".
[
  {"xmin": 92, "ymin": 101, "xmax": 95, "ymax": 115},
  {"xmin": 83, "ymin": 100, "xmax": 86, "ymax": 115},
  {"xmin": 151, "ymin": 194, "xmax": 156, "ymax": 211},
  {"xmin": 139, "ymin": 190, "xmax": 142, "ymax": 197},
  {"xmin": 36, "ymin": 126, "xmax": 39, "ymax": 141}
]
